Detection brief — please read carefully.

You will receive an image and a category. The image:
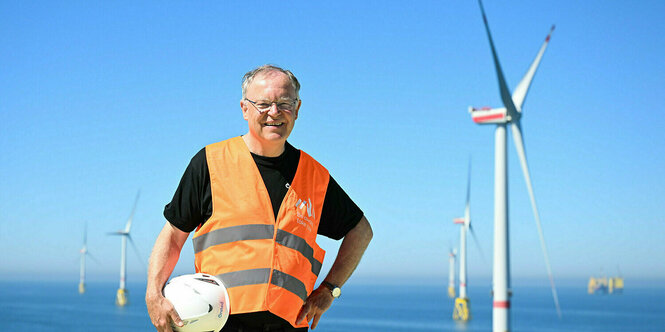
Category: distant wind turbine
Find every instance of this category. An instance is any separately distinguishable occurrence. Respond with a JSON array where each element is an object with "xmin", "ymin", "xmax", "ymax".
[
  {"xmin": 79, "ymin": 222, "xmax": 98, "ymax": 294},
  {"xmin": 452, "ymin": 160, "xmax": 485, "ymax": 322},
  {"xmin": 469, "ymin": 1, "xmax": 560, "ymax": 330},
  {"xmin": 108, "ymin": 191, "xmax": 145, "ymax": 306}
]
